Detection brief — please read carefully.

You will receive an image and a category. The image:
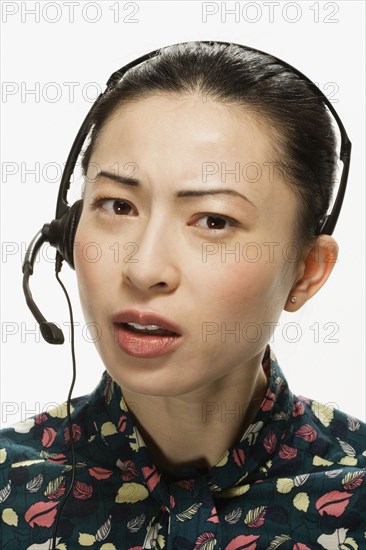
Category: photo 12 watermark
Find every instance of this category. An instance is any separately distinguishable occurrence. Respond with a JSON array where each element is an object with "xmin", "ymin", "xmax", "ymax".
[
  {"xmin": 1, "ymin": 81, "xmax": 103, "ymax": 103},
  {"xmin": 201, "ymin": 320, "xmax": 340, "ymax": 344},
  {"xmin": 201, "ymin": 398, "xmax": 341, "ymax": 424},
  {"xmin": 201, "ymin": 158, "xmax": 342, "ymax": 186},
  {"xmin": 1, "ymin": 397, "xmax": 140, "ymax": 426},
  {"xmin": 1, "ymin": 161, "xmax": 139, "ymax": 182},
  {"xmin": 201, "ymin": 2, "xmax": 340, "ymax": 24},
  {"xmin": 1, "ymin": 1, "xmax": 140, "ymax": 24},
  {"xmin": 1, "ymin": 240, "xmax": 140, "ymax": 265},
  {"xmin": 201, "ymin": 241, "xmax": 339, "ymax": 264},
  {"xmin": 1, "ymin": 320, "xmax": 104, "ymax": 344}
]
